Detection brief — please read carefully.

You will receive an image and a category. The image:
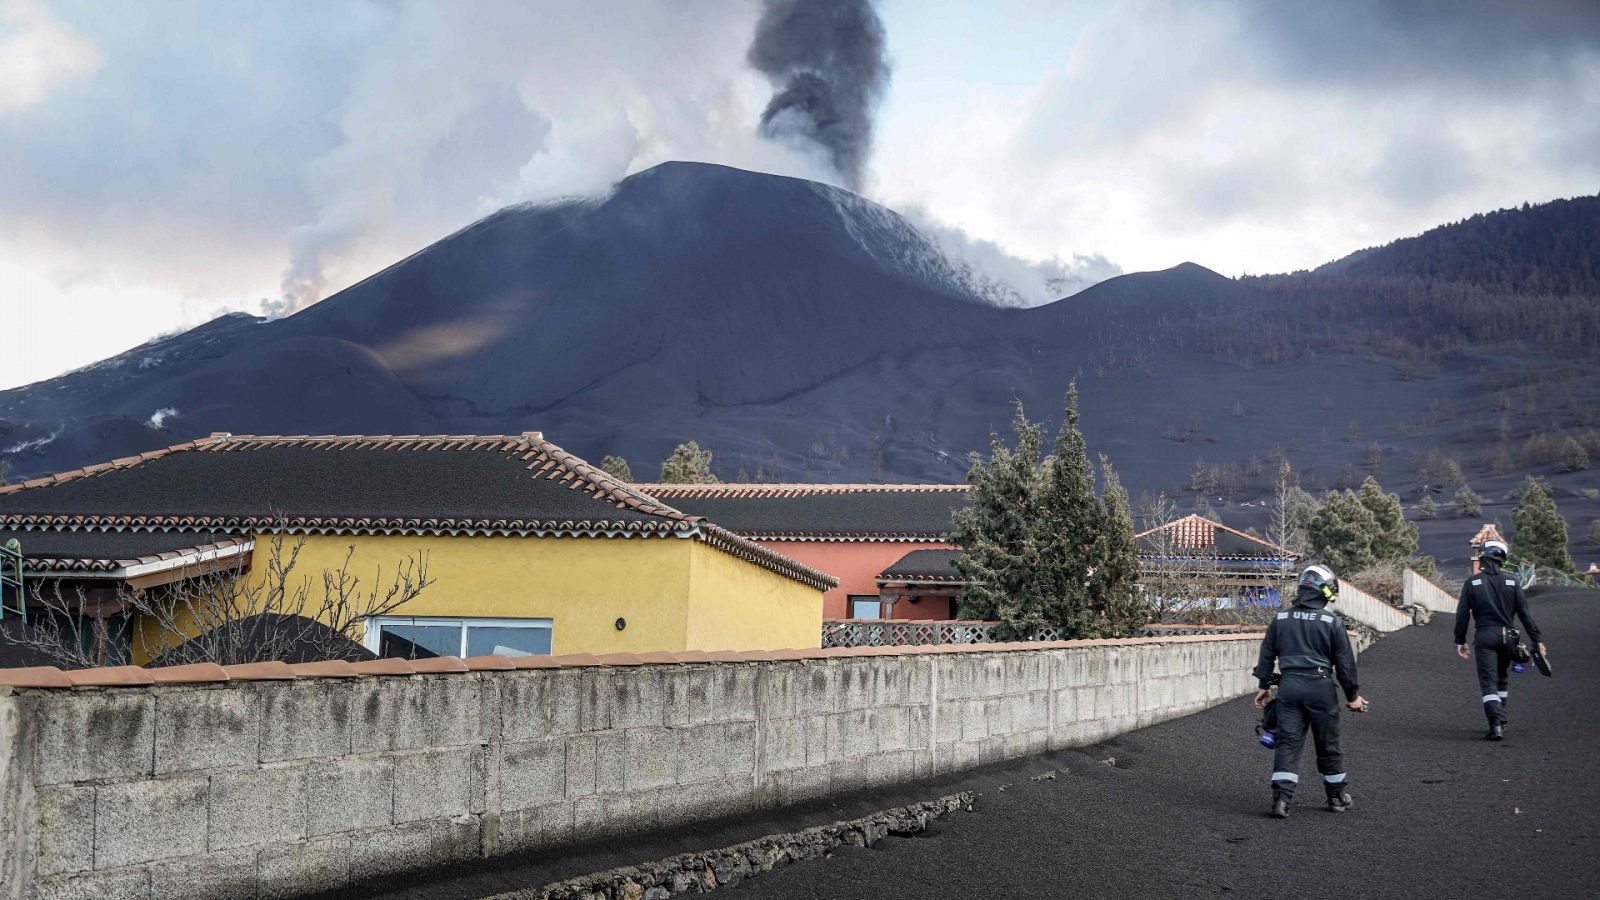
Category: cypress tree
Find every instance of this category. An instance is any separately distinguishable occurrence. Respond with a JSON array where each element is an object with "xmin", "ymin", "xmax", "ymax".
[
  {"xmin": 1091, "ymin": 455, "xmax": 1147, "ymax": 636},
  {"xmin": 951, "ymin": 405, "xmax": 1048, "ymax": 635},
  {"xmin": 1356, "ymin": 476, "xmax": 1417, "ymax": 563},
  {"xmin": 1511, "ymin": 477, "xmax": 1574, "ymax": 573},
  {"xmin": 1034, "ymin": 382, "xmax": 1102, "ymax": 636},
  {"xmin": 1307, "ymin": 489, "xmax": 1380, "ymax": 573}
]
